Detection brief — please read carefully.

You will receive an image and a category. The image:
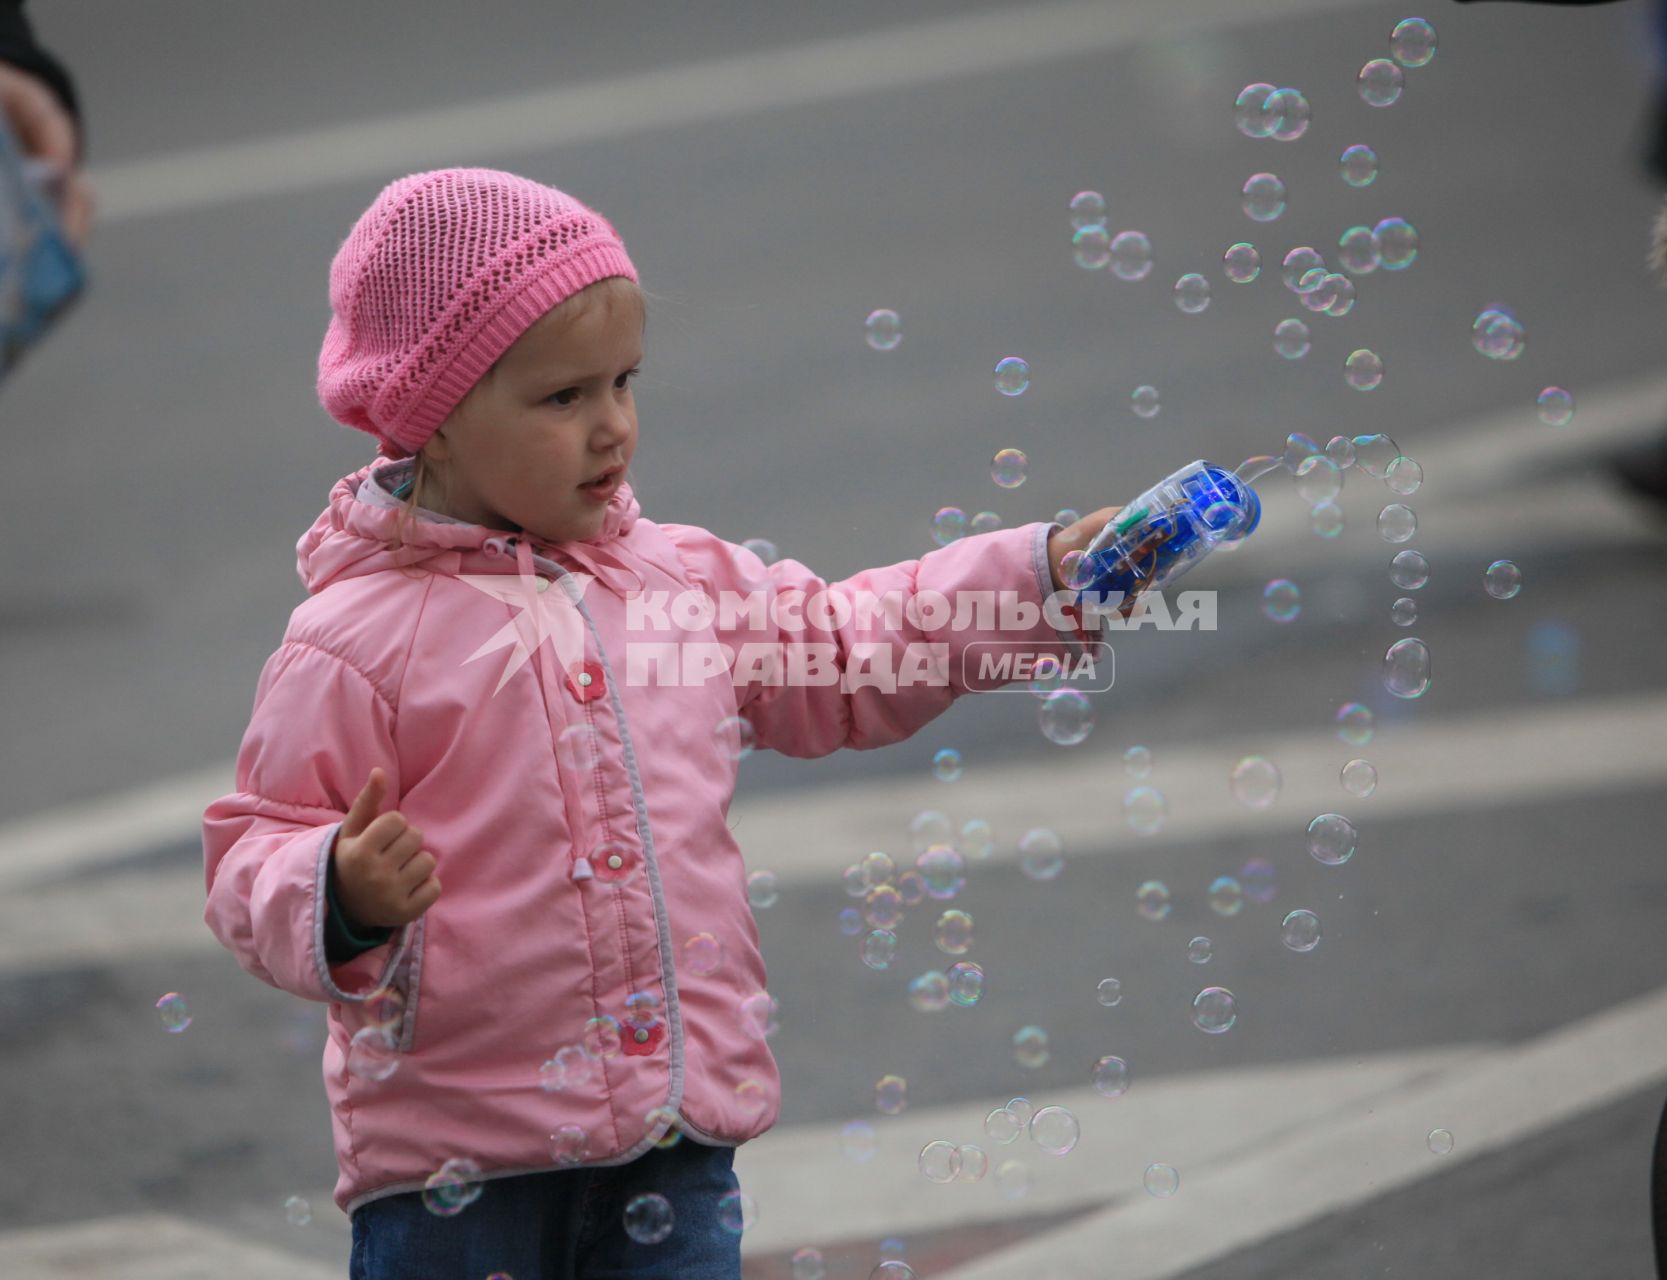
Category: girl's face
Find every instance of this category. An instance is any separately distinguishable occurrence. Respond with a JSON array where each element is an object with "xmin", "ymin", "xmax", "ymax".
[{"xmin": 421, "ymin": 279, "xmax": 643, "ymax": 544}]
